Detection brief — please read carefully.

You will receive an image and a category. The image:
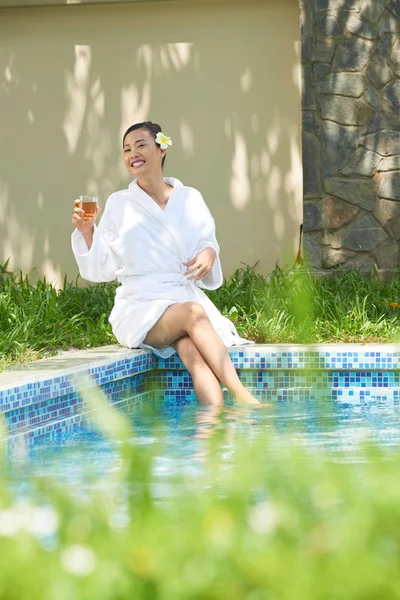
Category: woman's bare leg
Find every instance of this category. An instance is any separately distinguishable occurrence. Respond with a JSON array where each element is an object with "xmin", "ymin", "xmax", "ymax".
[
  {"xmin": 144, "ymin": 303, "xmax": 260, "ymax": 405},
  {"xmin": 174, "ymin": 336, "xmax": 224, "ymax": 406}
]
